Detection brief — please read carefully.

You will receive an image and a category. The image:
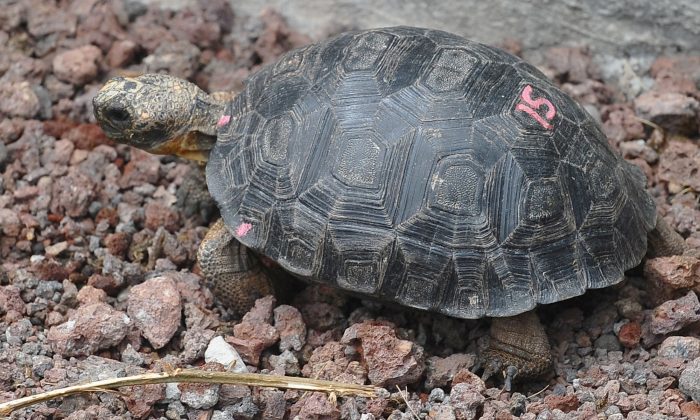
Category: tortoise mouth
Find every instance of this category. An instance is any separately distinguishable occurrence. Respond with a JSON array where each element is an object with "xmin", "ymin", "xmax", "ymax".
[{"xmin": 147, "ymin": 131, "xmax": 215, "ymax": 162}]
